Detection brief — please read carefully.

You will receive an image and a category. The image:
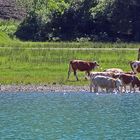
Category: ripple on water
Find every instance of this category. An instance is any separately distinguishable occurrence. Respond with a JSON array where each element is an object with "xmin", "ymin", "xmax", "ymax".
[{"xmin": 0, "ymin": 92, "xmax": 140, "ymax": 139}]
